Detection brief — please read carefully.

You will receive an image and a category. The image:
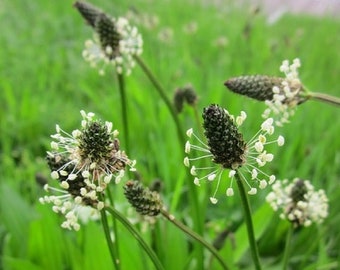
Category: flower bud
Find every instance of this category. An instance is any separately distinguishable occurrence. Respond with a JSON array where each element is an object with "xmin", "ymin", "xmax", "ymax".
[
  {"xmin": 225, "ymin": 75, "xmax": 284, "ymax": 101},
  {"xmin": 74, "ymin": 1, "xmax": 103, "ymax": 28},
  {"xmin": 124, "ymin": 181, "xmax": 162, "ymax": 216},
  {"xmin": 95, "ymin": 13, "xmax": 120, "ymax": 59}
]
